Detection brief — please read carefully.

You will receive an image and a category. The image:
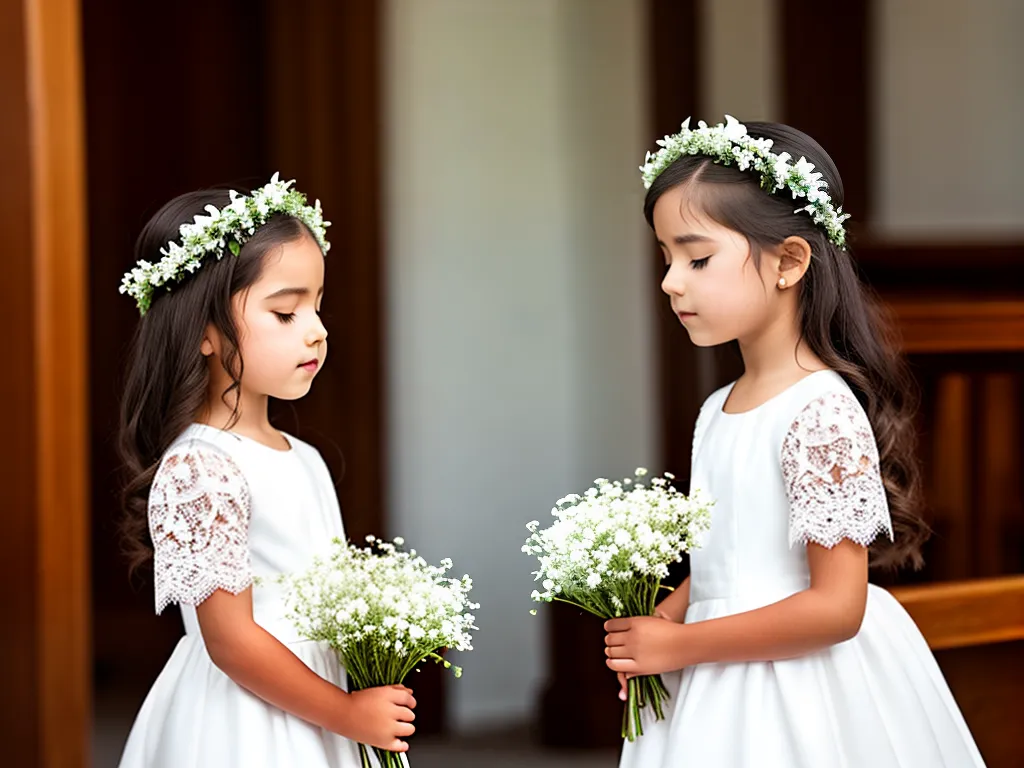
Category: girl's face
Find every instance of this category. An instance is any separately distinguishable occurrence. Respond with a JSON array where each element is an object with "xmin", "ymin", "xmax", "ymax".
[
  {"xmin": 210, "ymin": 233, "xmax": 328, "ymax": 402},
  {"xmin": 652, "ymin": 183, "xmax": 785, "ymax": 348}
]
